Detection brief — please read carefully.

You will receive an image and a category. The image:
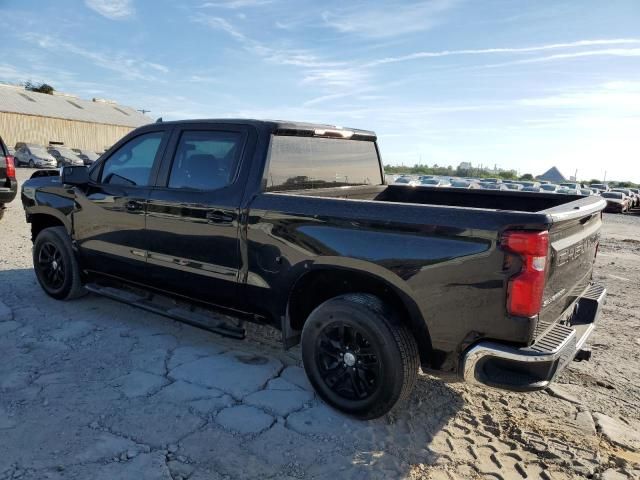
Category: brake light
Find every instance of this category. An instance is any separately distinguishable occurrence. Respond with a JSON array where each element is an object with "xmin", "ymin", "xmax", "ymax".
[
  {"xmin": 5, "ymin": 155, "xmax": 15, "ymax": 179},
  {"xmin": 501, "ymin": 230, "xmax": 549, "ymax": 317}
]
